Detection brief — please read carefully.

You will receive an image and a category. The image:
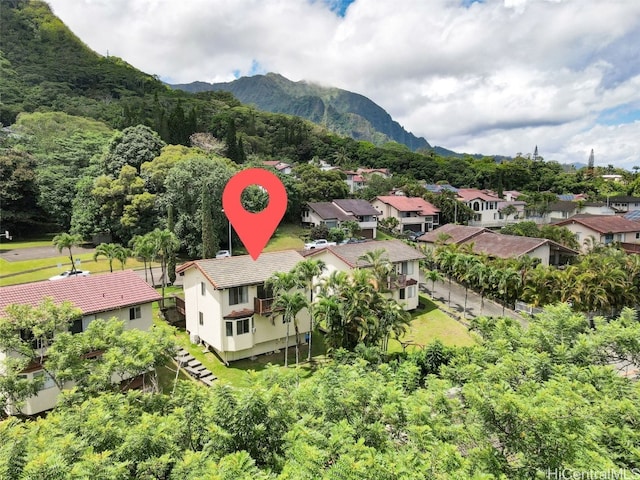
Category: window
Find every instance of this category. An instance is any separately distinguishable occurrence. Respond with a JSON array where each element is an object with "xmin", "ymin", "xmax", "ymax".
[
  {"xmin": 237, "ymin": 318, "xmax": 250, "ymax": 335},
  {"xmin": 70, "ymin": 318, "xmax": 83, "ymax": 335},
  {"xmin": 407, "ymin": 286, "xmax": 416, "ymax": 298},
  {"xmin": 225, "ymin": 321, "xmax": 233, "ymax": 337},
  {"xmin": 201, "ymin": 282, "xmax": 206, "ymax": 296},
  {"xmin": 198, "ymin": 311, "xmax": 204, "ymax": 326},
  {"xmin": 636, "ymin": 233, "xmax": 640, "ymax": 240},
  {"xmin": 398, "ymin": 261, "xmax": 414, "ymax": 275},
  {"xmin": 34, "ymin": 371, "xmax": 55, "ymax": 390},
  {"xmin": 129, "ymin": 306, "xmax": 141, "ymax": 321},
  {"xmin": 399, "ymin": 288, "xmax": 406, "ymax": 300},
  {"xmin": 604, "ymin": 233, "xmax": 614, "ymax": 244},
  {"xmin": 229, "ymin": 286, "xmax": 248, "ymax": 305}
]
